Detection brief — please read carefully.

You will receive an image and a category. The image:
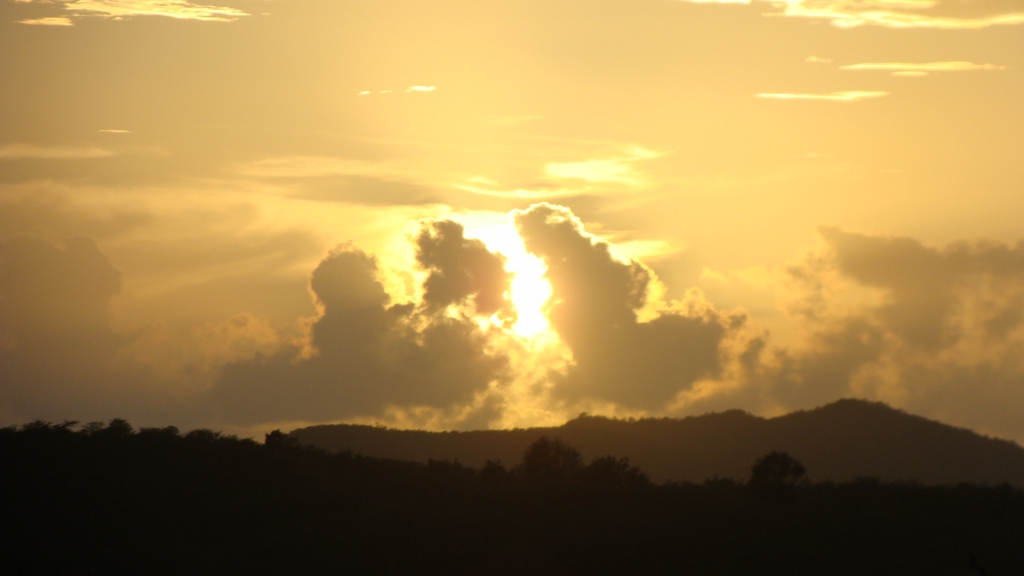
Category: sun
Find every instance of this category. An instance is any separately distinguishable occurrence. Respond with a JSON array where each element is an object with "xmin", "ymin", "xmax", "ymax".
[
  {"xmin": 451, "ymin": 213, "xmax": 553, "ymax": 338},
  {"xmin": 505, "ymin": 247, "xmax": 553, "ymax": 337}
]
